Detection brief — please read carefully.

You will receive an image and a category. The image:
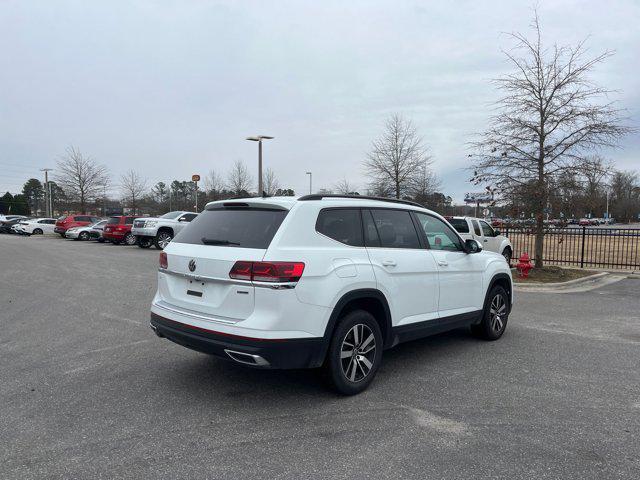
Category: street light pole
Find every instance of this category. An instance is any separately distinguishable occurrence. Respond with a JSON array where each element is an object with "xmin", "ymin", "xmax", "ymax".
[
  {"xmin": 306, "ymin": 171, "xmax": 312, "ymax": 194},
  {"xmin": 40, "ymin": 168, "xmax": 53, "ymax": 217},
  {"xmin": 246, "ymin": 135, "xmax": 274, "ymax": 195}
]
